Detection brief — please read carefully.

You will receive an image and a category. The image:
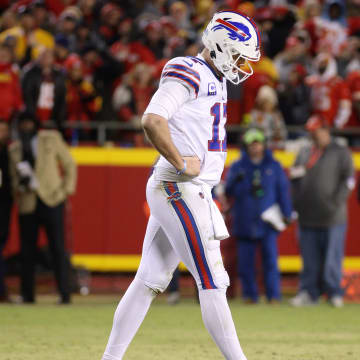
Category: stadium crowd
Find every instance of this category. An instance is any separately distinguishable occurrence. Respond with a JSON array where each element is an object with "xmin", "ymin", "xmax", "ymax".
[{"xmin": 0, "ymin": 0, "xmax": 359, "ymax": 145}]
